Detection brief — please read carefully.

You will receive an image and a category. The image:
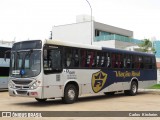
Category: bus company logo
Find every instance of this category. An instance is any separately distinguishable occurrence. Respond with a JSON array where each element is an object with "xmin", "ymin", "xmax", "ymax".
[{"xmin": 91, "ymin": 71, "xmax": 107, "ymax": 93}]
